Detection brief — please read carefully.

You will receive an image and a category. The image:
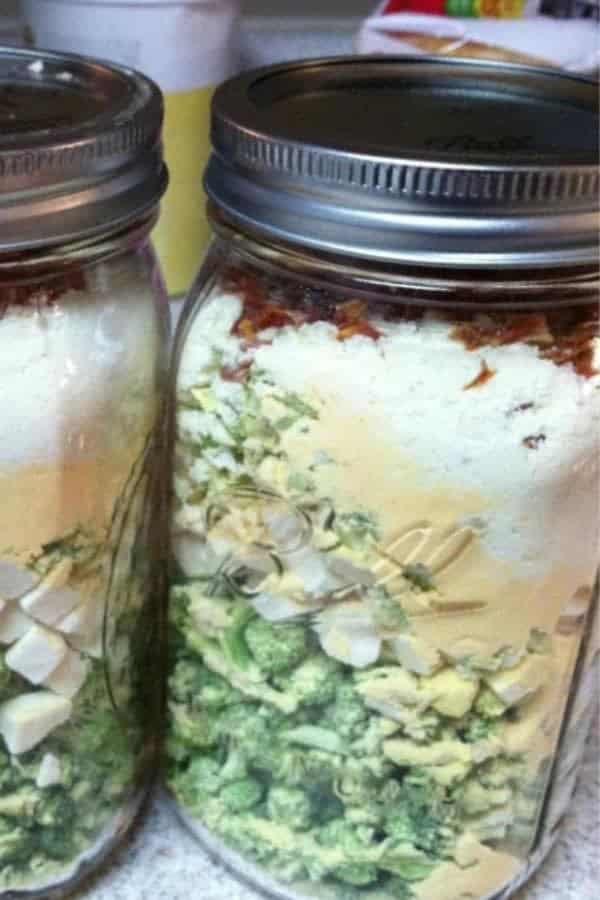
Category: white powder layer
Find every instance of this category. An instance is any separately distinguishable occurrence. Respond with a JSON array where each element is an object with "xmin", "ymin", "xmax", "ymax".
[
  {"xmin": 257, "ymin": 316, "xmax": 600, "ymax": 579},
  {"xmin": 177, "ymin": 292, "xmax": 243, "ymax": 391},
  {"xmin": 0, "ymin": 265, "xmax": 158, "ymax": 469},
  {"xmin": 180, "ymin": 292, "xmax": 600, "ymax": 586}
]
